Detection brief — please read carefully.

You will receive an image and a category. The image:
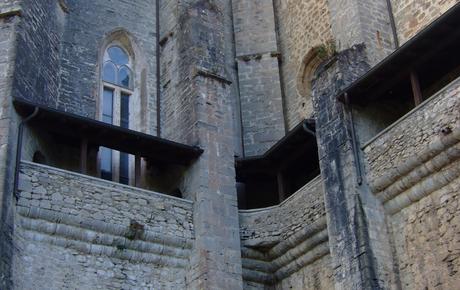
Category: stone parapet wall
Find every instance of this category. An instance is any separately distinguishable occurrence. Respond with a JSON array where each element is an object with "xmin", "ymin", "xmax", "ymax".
[
  {"xmin": 239, "ymin": 177, "xmax": 333, "ymax": 288},
  {"xmin": 364, "ymin": 77, "xmax": 460, "ymax": 199},
  {"xmin": 13, "ymin": 161, "xmax": 194, "ymax": 289},
  {"xmin": 391, "ymin": 0, "xmax": 459, "ymax": 44},
  {"xmin": 240, "ymin": 176, "xmax": 323, "ymax": 242},
  {"xmin": 363, "ymin": 78, "xmax": 460, "ymax": 289}
]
